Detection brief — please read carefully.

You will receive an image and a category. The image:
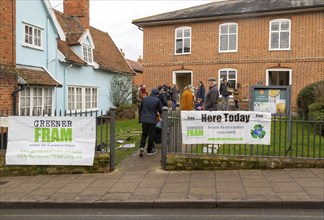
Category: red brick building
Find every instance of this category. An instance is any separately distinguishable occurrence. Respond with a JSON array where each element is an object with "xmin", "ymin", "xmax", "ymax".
[
  {"xmin": 0, "ymin": 0, "xmax": 17, "ymax": 114},
  {"xmin": 126, "ymin": 57, "xmax": 144, "ymax": 86},
  {"xmin": 133, "ymin": 0, "xmax": 324, "ymax": 111}
]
